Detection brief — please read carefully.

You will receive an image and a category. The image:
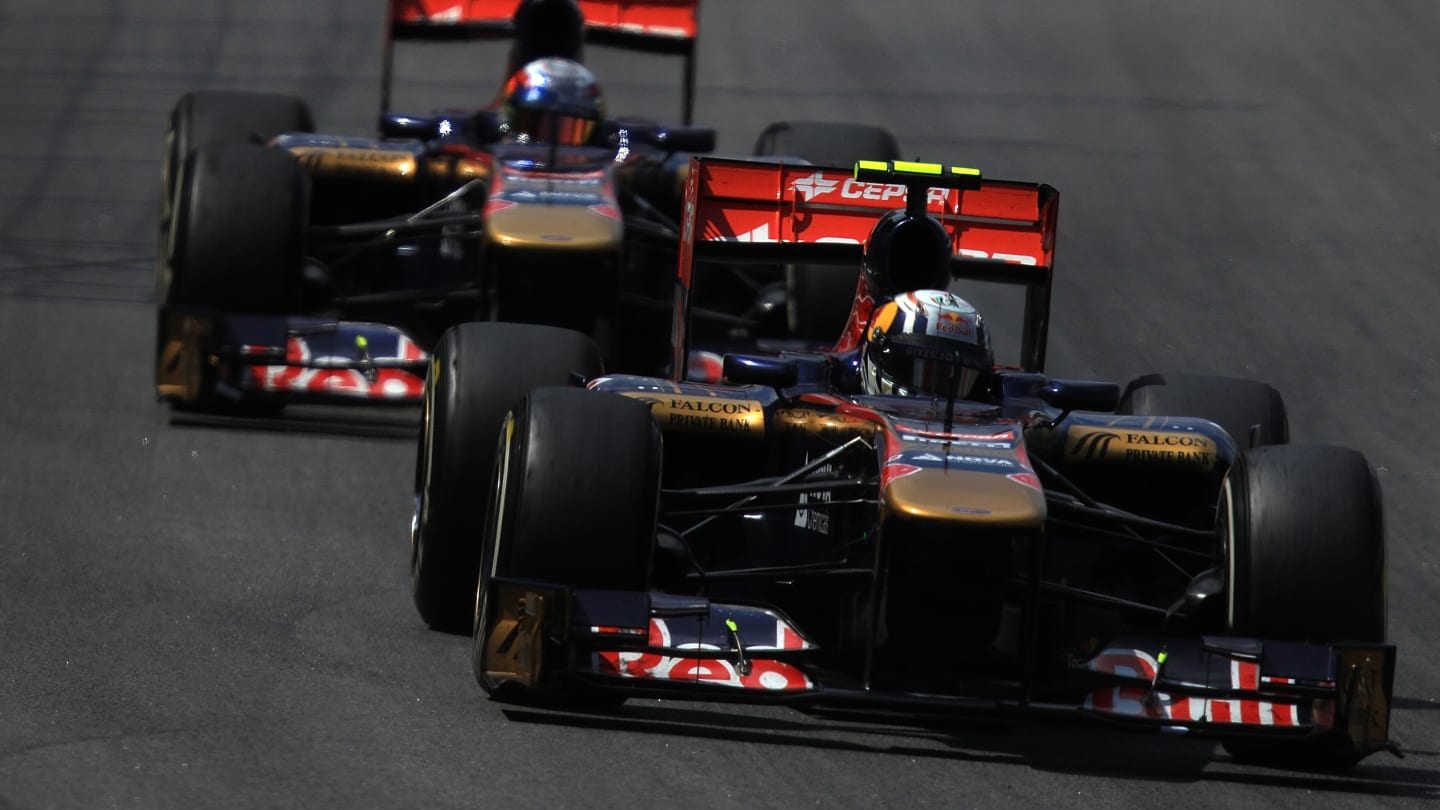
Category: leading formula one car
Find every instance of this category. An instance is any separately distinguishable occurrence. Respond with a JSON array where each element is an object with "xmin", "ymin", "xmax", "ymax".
[
  {"xmin": 156, "ymin": 0, "xmax": 882, "ymax": 410},
  {"xmin": 420, "ymin": 157, "xmax": 1395, "ymax": 770}
]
